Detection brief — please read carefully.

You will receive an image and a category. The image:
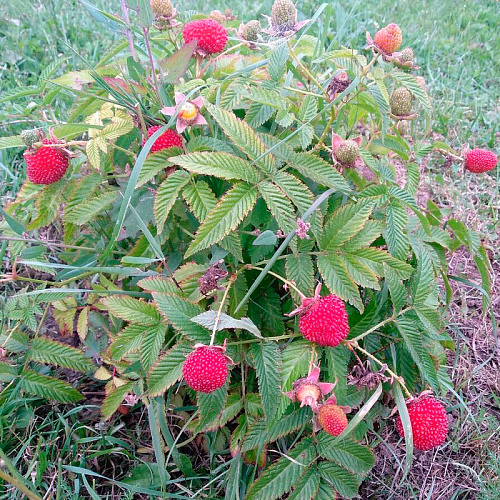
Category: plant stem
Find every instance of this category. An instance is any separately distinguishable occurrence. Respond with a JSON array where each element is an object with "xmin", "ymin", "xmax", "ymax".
[
  {"xmin": 0, "ymin": 470, "xmax": 41, "ymax": 500},
  {"xmin": 226, "ymin": 333, "xmax": 302, "ymax": 346},
  {"xmin": 143, "ymin": 26, "xmax": 161, "ymax": 98},
  {"xmin": 210, "ymin": 273, "xmax": 236, "ymax": 346},
  {"xmin": 348, "ymin": 340, "xmax": 412, "ymax": 399},
  {"xmin": 120, "ymin": 0, "xmax": 137, "ymax": 61},
  {"xmin": 234, "ymin": 187, "xmax": 336, "ymax": 314},
  {"xmin": 248, "ymin": 266, "xmax": 304, "ymax": 298},
  {"xmin": 288, "ymin": 40, "xmax": 328, "ymax": 99},
  {"xmin": 315, "ymin": 107, "xmax": 336, "ymax": 151},
  {"xmin": 0, "ymin": 235, "xmax": 95, "ymax": 252},
  {"xmin": 349, "ymin": 307, "xmax": 413, "ymax": 343}
]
